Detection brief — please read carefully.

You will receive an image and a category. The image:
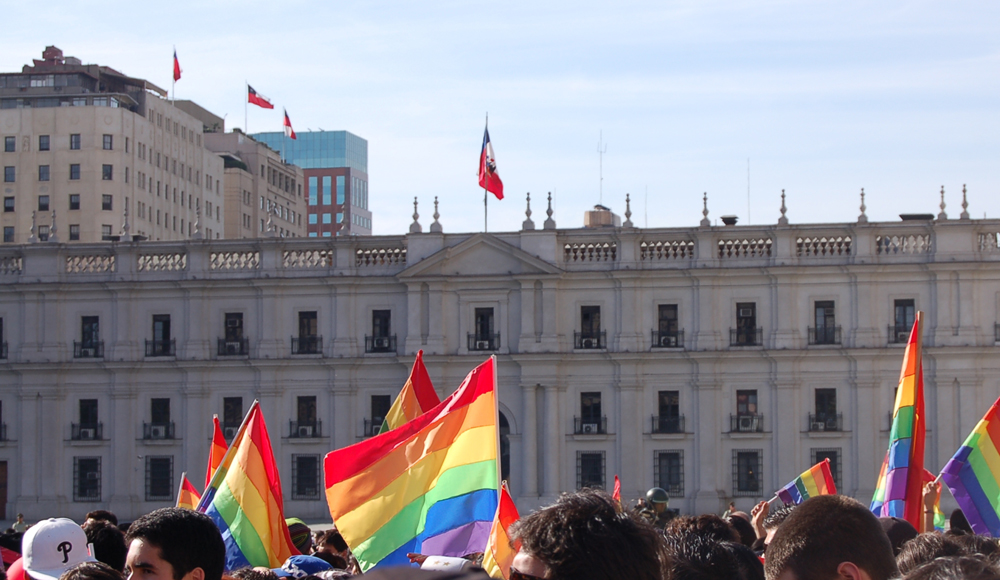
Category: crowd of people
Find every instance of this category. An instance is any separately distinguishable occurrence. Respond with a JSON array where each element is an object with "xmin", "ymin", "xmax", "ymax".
[{"xmin": 1, "ymin": 490, "xmax": 999, "ymax": 580}]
